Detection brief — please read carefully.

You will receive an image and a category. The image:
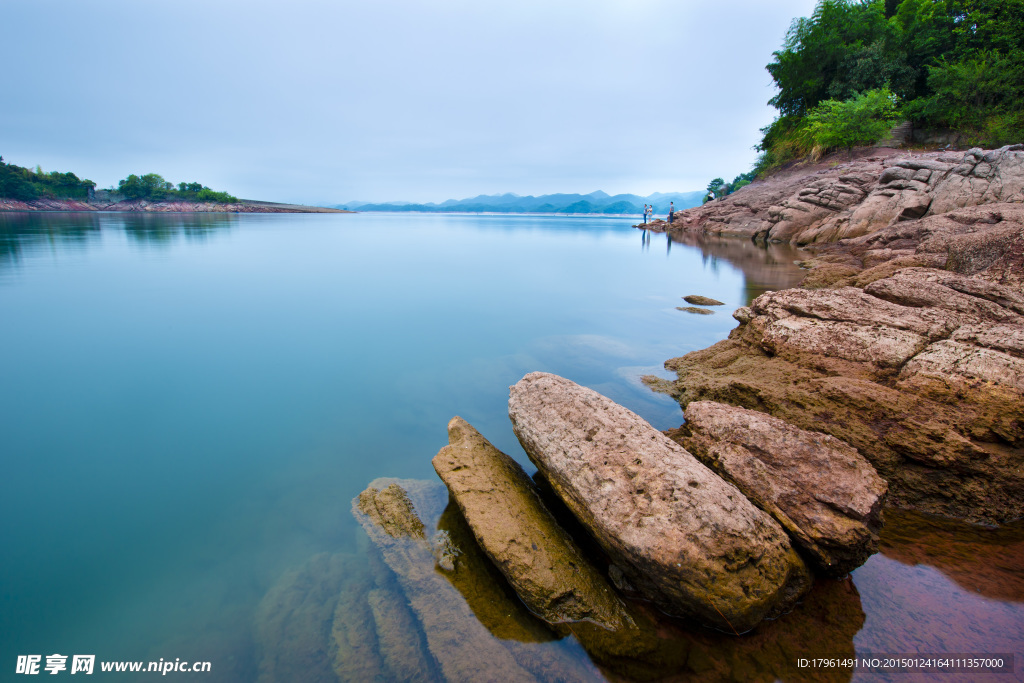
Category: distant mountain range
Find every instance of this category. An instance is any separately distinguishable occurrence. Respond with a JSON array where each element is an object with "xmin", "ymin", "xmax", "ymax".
[{"xmin": 334, "ymin": 190, "xmax": 704, "ymax": 215}]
